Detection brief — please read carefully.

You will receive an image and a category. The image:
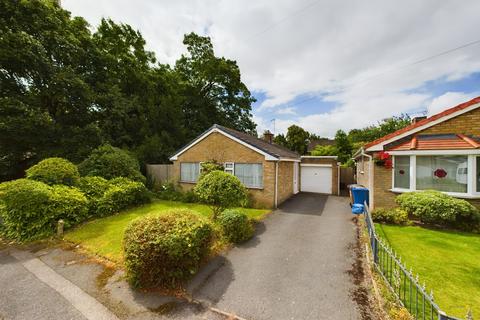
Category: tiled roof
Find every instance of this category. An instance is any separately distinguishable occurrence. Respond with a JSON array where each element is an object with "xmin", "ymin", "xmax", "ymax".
[
  {"xmin": 386, "ymin": 134, "xmax": 480, "ymax": 151},
  {"xmin": 364, "ymin": 96, "xmax": 480, "ymax": 150},
  {"xmin": 215, "ymin": 125, "xmax": 300, "ymax": 159}
]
